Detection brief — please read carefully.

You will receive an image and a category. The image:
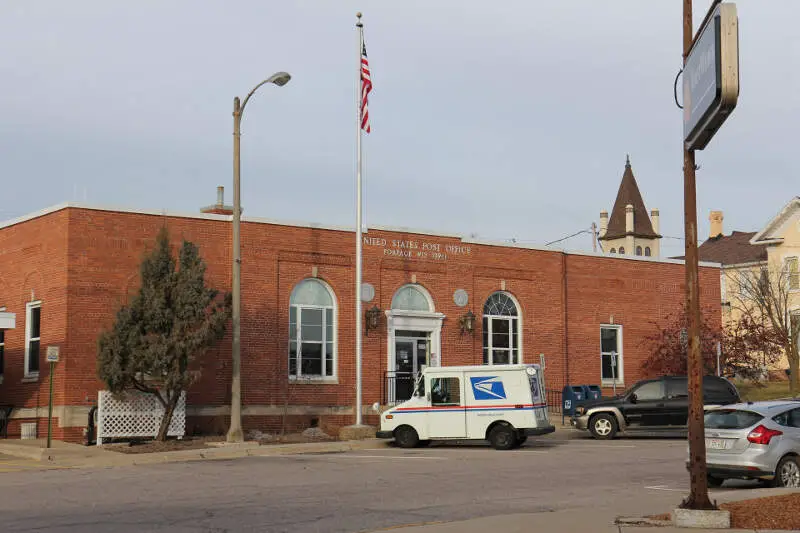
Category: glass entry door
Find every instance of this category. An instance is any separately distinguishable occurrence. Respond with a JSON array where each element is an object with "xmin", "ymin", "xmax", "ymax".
[{"xmin": 392, "ymin": 331, "xmax": 430, "ymax": 402}]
